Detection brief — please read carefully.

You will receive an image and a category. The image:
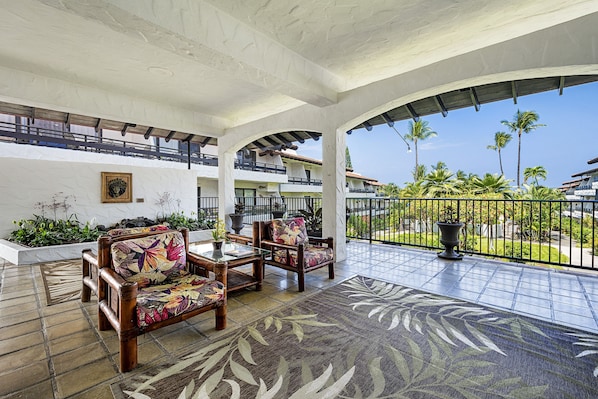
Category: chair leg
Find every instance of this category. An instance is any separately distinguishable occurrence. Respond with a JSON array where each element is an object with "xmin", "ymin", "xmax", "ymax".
[
  {"xmin": 328, "ymin": 264, "xmax": 335, "ymax": 280},
  {"xmin": 216, "ymin": 305, "xmax": 227, "ymax": 330},
  {"xmin": 81, "ymin": 282, "xmax": 91, "ymax": 302},
  {"xmin": 119, "ymin": 336, "xmax": 138, "ymax": 372},
  {"xmin": 297, "ymin": 269, "xmax": 305, "ymax": 292},
  {"xmin": 98, "ymin": 307, "xmax": 111, "ymax": 331}
]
